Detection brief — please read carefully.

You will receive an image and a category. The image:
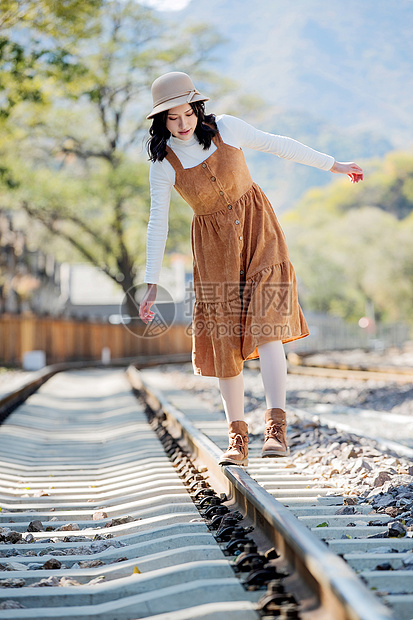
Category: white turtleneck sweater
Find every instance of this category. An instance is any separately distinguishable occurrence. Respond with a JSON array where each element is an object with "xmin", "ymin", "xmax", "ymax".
[{"xmin": 144, "ymin": 114, "xmax": 335, "ymax": 284}]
